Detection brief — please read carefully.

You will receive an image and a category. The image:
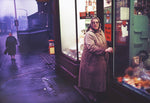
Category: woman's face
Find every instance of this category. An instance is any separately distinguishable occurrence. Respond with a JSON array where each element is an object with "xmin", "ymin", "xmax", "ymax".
[{"xmin": 91, "ymin": 19, "xmax": 99, "ymax": 30}]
